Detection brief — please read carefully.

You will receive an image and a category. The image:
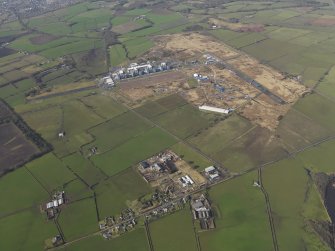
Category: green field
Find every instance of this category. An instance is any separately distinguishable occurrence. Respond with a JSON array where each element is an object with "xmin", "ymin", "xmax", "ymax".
[
  {"xmin": 109, "ymin": 44, "xmax": 128, "ymax": 66},
  {"xmin": 26, "ymin": 153, "xmax": 76, "ymax": 192},
  {"xmin": 0, "ymin": 209, "xmax": 59, "ymax": 251},
  {"xmin": 276, "ymin": 108, "xmax": 331, "ymax": 151},
  {"xmin": 294, "ymin": 94, "xmax": 335, "ymax": 132},
  {"xmin": 71, "ymin": 48, "xmax": 108, "ymax": 76},
  {"xmin": 297, "ymin": 140, "xmax": 335, "ymax": 174},
  {"xmin": 263, "ymin": 157, "xmax": 330, "ymax": 251},
  {"xmin": 84, "ymin": 111, "xmax": 152, "ymax": 155},
  {"xmin": 170, "ymin": 142, "xmax": 212, "ymax": 170},
  {"xmin": 62, "ymin": 153, "xmax": 106, "ymax": 186},
  {"xmin": 40, "ymin": 39, "xmax": 104, "ymax": 58},
  {"xmin": 316, "ymin": 66, "xmax": 335, "ymax": 100},
  {"xmin": 123, "ymin": 37, "xmax": 154, "ymax": 59},
  {"xmin": 79, "ymin": 94, "xmax": 127, "ymax": 119},
  {"xmin": 60, "ymin": 228, "xmax": 149, "ymax": 251},
  {"xmin": 188, "ymin": 114, "xmax": 253, "ymax": 155},
  {"xmin": 150, "ymin": 208, "xmax": 198, "ymax": 251},
  {"xmin": 95, "ymin": 168, "xmax": 151, "ymax": 218},
  {"xmin": 92, "ymin": 127, "xmax": 177, "ymax": 176},
  {"xmin": 1, "ymin": 0, "xmax": 335, "ymax": 250},
  {"xmin": 152, "ymin": 104, "xmax": 215, "ymax": 139},
  {"xmin": 199, "ymin": 171, "xmax": 273, "ymax": 251},
  {"xmin": 58, "ymin": 198, "xmax": 98, "ymax": 241},
  {"xmin": 0, "ymin": 167, "xmax": 48, "ymax": 216}
]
